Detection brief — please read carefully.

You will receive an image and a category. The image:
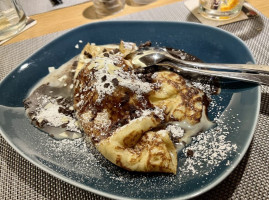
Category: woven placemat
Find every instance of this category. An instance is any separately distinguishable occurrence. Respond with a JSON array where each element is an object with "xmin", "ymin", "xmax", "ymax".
[{"xmin": 1, "ymin": 2, "xmax": 269, "ymax": 199}]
